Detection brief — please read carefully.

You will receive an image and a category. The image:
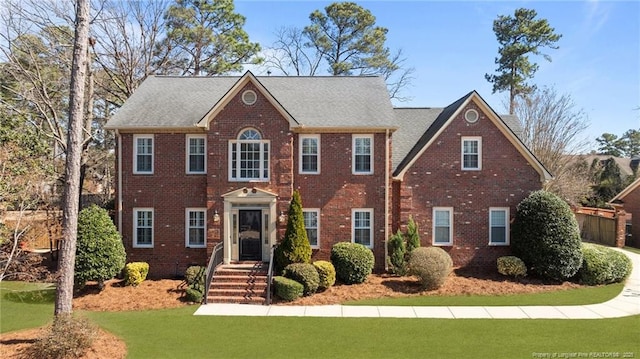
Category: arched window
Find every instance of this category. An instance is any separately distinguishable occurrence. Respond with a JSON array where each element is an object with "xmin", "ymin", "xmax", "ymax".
[{"xmin": 229, "ymin": 128, "xmax": 269, "ymax": 181}]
